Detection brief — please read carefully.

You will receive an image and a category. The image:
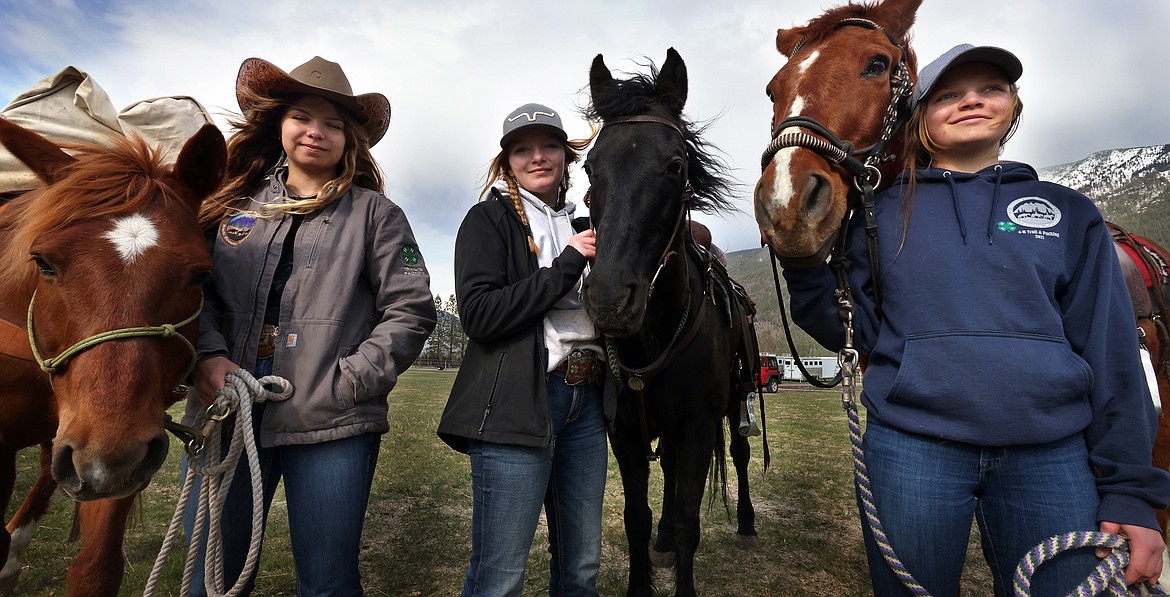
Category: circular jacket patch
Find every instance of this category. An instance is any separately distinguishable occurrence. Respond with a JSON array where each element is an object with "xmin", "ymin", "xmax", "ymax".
[
  {"xmin": 1006, "ymin": 197, "xmax": 1061, "ymax": 229},
  {"xmin": 220, "ymin": 212, "xmax": 259, "ymax": 246}
]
